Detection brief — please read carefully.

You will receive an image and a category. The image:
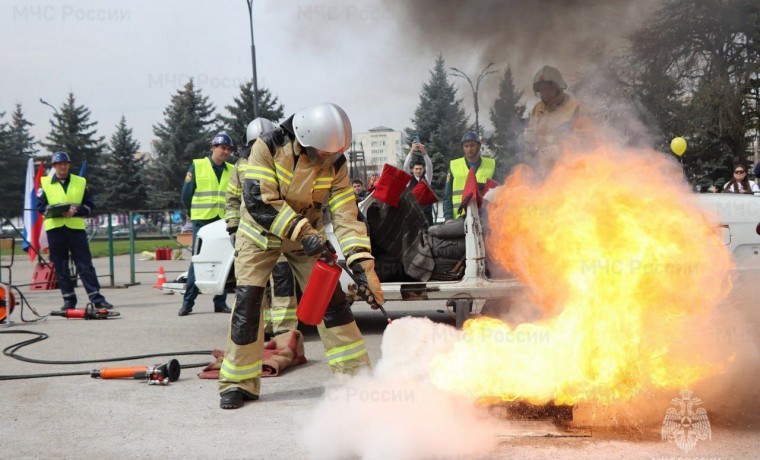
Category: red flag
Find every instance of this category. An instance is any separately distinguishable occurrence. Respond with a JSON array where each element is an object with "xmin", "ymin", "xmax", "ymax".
[
  {"xmin": 411, "ymin": 180, "xmax": 439, "ymax": 206},
  {"xmin": 371, "ymin": 164, "xmax": 412, "ymax": 208},
  {"xmin": 484, "ymin": 178, "xmax": 499, "ymax": 195},
  {"xmin": 459, "ymin": 167, "xmax": 483, "ymax": 214}
]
